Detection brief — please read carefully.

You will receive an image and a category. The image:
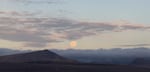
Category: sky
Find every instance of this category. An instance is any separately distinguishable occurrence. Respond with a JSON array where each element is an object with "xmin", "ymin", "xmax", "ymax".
[{"xmin": 0, "ymin": 0, "xmax": 150, "ymax": 50}]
